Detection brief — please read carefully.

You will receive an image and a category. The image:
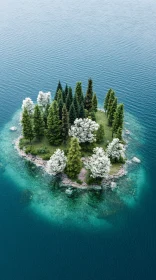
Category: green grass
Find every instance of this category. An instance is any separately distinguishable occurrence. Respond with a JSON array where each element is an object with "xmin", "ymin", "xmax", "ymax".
[{"xmin": 19, "ymin": 110, "xmax": 122, "ymax": 175}]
